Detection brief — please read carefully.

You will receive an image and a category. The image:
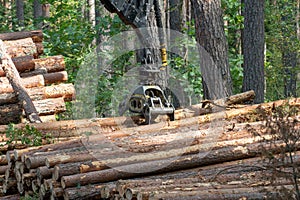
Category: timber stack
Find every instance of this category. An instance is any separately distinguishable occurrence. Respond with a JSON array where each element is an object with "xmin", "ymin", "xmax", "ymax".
[
  {"xmin": 0, "ymin": 30, "xmax": 75, "ymax": 125},
  {"xmin": 0, "ymin": 92, "xmax": 298, "ymax": 199}
]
